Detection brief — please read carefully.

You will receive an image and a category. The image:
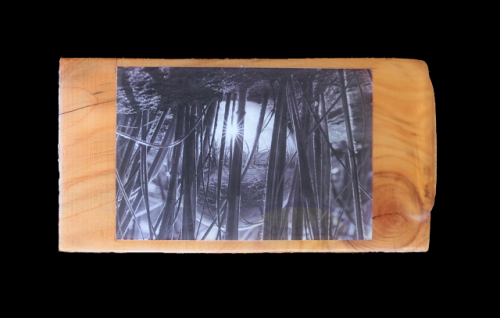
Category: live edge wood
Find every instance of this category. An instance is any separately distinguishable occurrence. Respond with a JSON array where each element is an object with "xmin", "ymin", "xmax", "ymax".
[{"xmin": 59, "ymin": 58, "xmax": 435, "ymax": 253}]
